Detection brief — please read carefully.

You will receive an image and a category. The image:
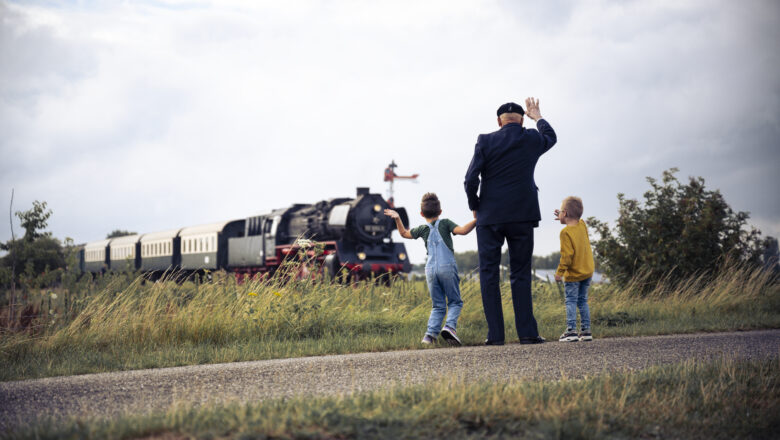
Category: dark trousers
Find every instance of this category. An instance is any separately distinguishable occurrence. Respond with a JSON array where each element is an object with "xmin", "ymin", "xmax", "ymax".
[{"xmin": 477, "ymin": 221, "xmax": 539, "ymax": 342}]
